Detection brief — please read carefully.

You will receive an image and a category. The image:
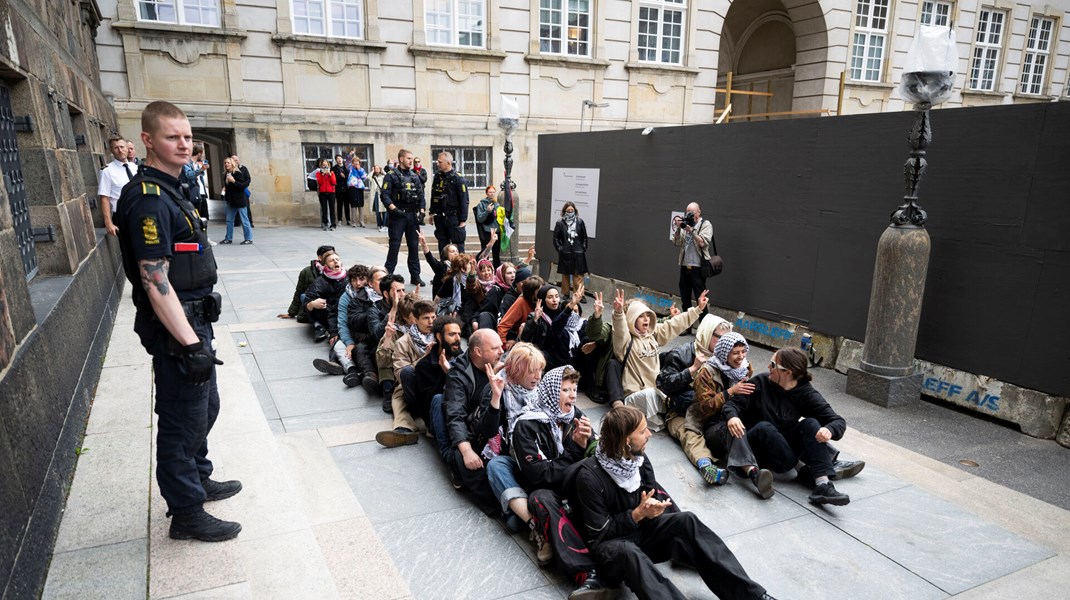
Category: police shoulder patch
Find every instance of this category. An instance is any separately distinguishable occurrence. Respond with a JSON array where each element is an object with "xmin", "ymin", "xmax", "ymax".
[
  {"xmin": 141, "ymin": 182, "xmax": 161, "ymax": 197},
  {"xmin": 141, "ymin": 216, "xmax": 160, "ymax": 245}
]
